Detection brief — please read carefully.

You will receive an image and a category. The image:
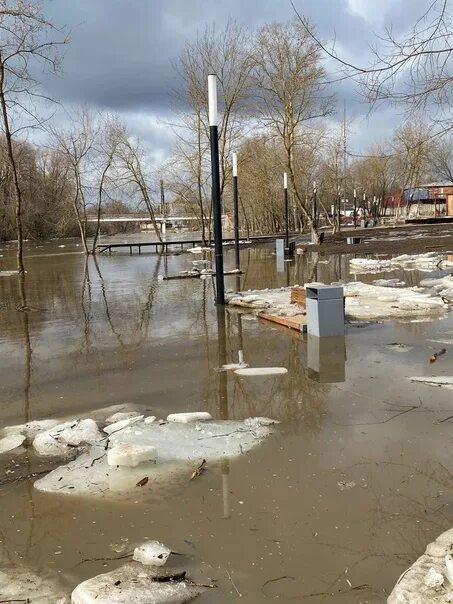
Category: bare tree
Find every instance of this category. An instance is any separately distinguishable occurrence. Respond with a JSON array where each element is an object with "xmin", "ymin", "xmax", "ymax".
[
  {"xmin": 0, "ymin": 1, "xmax": 66, "ymax": 282},
  {"xmin": 171, "ymin": 20, "xmax": 254, "ymax": 241},
  {"xmin": 115, "ymin": 130, "xmax": 162, "ymax": 241},
  {"xmin": 51, "ymin": 107, "xmax": 99, "ymax": 254},
  {"xmin": 253, "ymin": 20, "xmax": 334, "ymax": 243},
  {"xmin": 292, "ymin": 0, "xmax": 453, "ymax": 137}
]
